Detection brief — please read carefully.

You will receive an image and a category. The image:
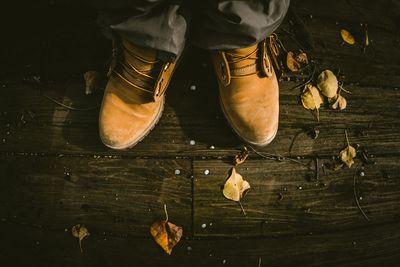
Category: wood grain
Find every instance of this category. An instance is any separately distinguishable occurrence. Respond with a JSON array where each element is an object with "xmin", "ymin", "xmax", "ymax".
[
  {"xmin": 193, "ymin": 158, "xmax": 400, "ymax": 237},
  {"xmin": 0, "ymin": 80, "xmax": 399, "ymax": 157},
  {"xmin": 0, "ymin": 156, "xmax": 192, "ymax": 237},
  {"xmin": 1, "ymin": 219, "xmax": 399, "ymax": 267}
]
